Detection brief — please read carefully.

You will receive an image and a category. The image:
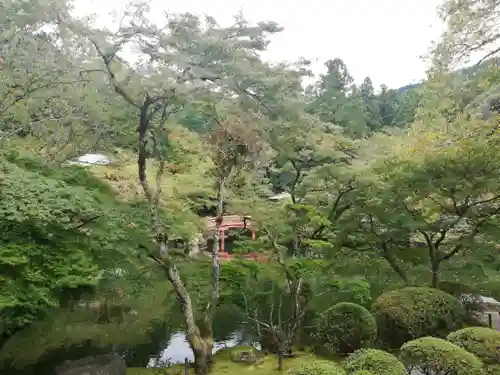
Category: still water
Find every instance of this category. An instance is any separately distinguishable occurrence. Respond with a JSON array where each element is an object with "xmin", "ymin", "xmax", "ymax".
[{"xmin": 148, "ymin": 331, "xmax": 256, "ymax": 367}]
